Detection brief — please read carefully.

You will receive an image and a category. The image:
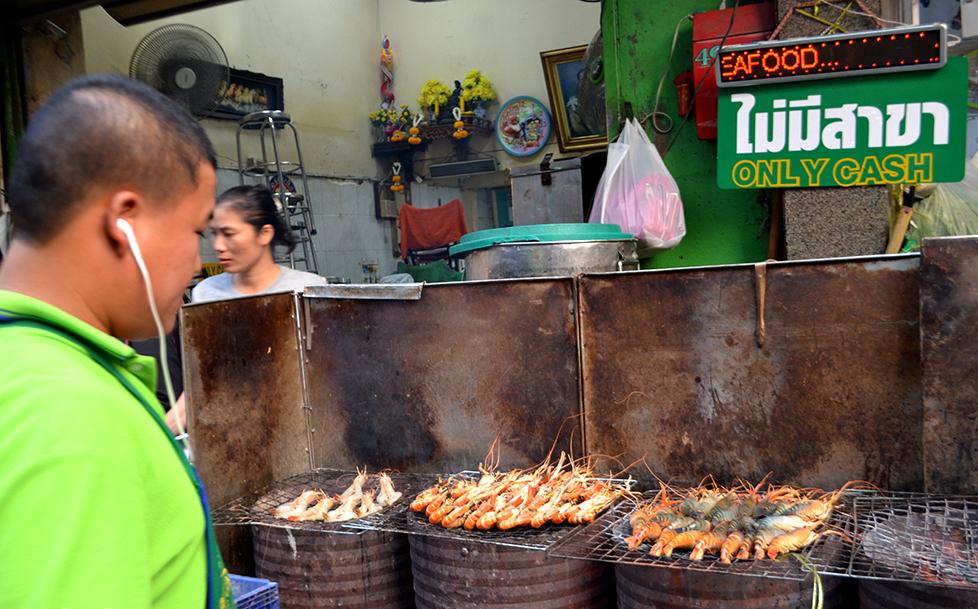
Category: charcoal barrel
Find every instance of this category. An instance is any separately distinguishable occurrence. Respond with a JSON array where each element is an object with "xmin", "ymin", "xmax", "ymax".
[
  {"xmin": 252, "ymin": 524, "xmax": 414, "ymax": 608},
  {"xmin": 616, "ymin": 566, "xmax": 852, "ymax": 609},
  {"xmin": 409, "ymin": 535, "xmax": 614, "ymax": 609},
  {"xmin": 860, "ymin": 580, "xmax": 978, "ymax": 608}
]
